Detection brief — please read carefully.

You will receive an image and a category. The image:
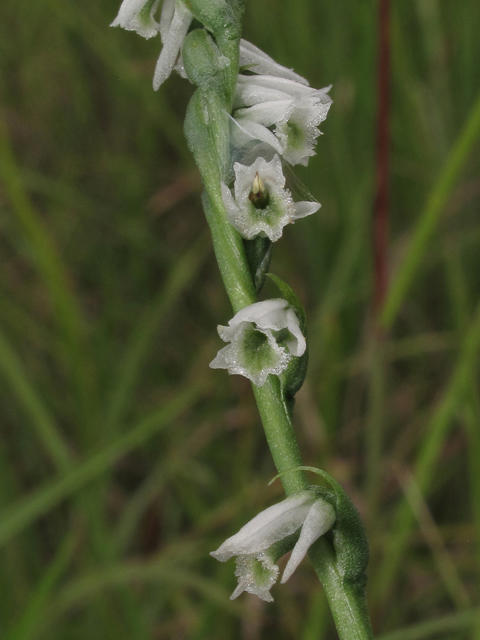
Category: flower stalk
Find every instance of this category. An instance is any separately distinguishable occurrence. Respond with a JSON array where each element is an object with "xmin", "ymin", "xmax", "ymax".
[
  {"xmin": 110, "ymin": 1, "xmax": 374, "ymax": 638},
  {"xmin": 182, "ymin": 21, "xmax": 373, "ymax": 631}
]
